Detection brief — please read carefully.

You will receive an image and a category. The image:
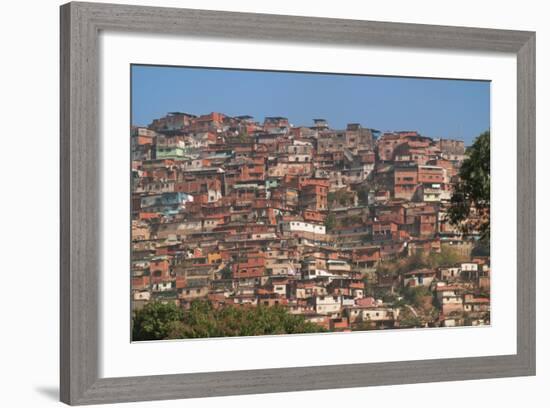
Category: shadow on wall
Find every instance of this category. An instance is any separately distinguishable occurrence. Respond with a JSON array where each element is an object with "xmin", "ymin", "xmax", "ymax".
[{"xmin": 35, "ymin": 386, "xmax": 58, "ymax": 401}]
